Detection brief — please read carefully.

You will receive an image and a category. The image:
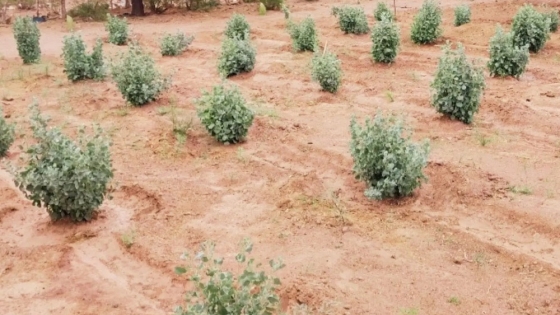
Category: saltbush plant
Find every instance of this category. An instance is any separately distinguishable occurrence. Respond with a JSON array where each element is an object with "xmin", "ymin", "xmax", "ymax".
[
  {"xmin": 160, "ymin": 32, "xmax": 194, "ymax": 56},
  {"xmin": 62, "ymin": 33, "xmax": 105, "ymax": 82},
  {"xmin": 511, "ymin": 4, "xmax": 550, "ymax": 53},
  {"xmin": 374, "ymin": 1, "xmax": 393, "ymax": 21},
  {"xmin": 68, "ymin": 2, "xmax": 109, "ymax": 21},
  {"xmin": 349, "ymin": 113, "xmax": 430, "ymax": 200},
  {"xmin": 112, "ymin": 45, "xmax": 171, "ymax": 106},
  {"xmin": 224, "ymin": 13, "xmax": 250, "ymax": 40},
  {"xmin": 105, "ymin": 14, "xmax": 129, "ymax": 45},
  {"xmin": 217, "ymin": 36, "xmax": 256, "ymax": 77},
  {"xmin": 14, "ymin": 103, "xmax": 113, "ymax": 222},
  {"xmin": 332, "ymin": 6, "xmax": 369, "ymax": 35},
  {"xmin": 311, "ymin": 48, "xmax": 342, "ymax": 93},
  {"xmin": 196, "ymin": 82, "xmax": 254, "ymax": 144},
  {"xmin": 288, "ymin": 17, "xmax": 319, "ymax": 52},
  {"xmin": 410, "ymin": 0, "xmax": 442, "ymax": 44},
  {"xmin": 371, "ymin": 14, "xmax": 400, "ymax": 63},
  {"xmin": 431, "ymin": 43, "xmax": 485, "ymax": 124},
  {"xmin": 12, "ymin": 16, "xmax": 41, "ymax": 64},
  {"xmin": 0, "ymin": 107, "xmax": 15, "ymax": 157},
  {"xmin": 543, "ymin": 10, "xmax": 558, "ymax": 32},
  {"xmin": 454, "ymin": 4, "xmax": 471, "ymax": 26},
  {"xmin": 487, "ymin": 26, "xmax": 529, "ymax": 79}
]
